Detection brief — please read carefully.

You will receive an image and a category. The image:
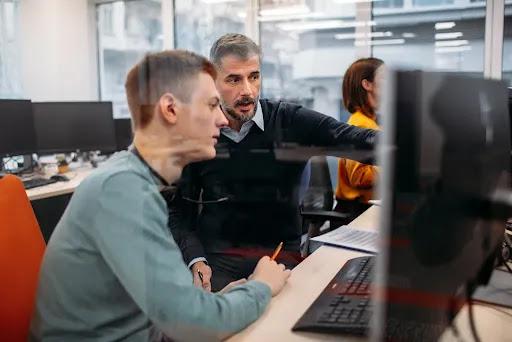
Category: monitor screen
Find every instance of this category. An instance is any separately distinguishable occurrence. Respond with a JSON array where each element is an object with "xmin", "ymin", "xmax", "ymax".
[
  {"xmin": 508, "ymin": 87, "xmax": 511, "ymax": 147},
  {"xmin": 114, "ymin": 118, "xmax": 133, "ymax": 151},
  {"xmin": 0, "ymin": 99, "xmax": 37, "ymax": 157},
  {"xmin": 33, "ymin": 102, "xmax": 116, "ymax": 154},
  {"xmin": 374, "ymin": 71, "xmax": 511, "ymax": 341}
]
